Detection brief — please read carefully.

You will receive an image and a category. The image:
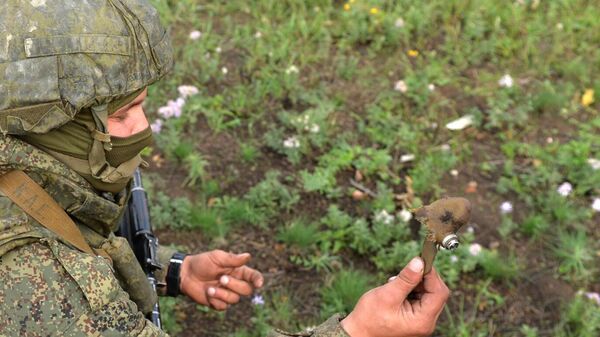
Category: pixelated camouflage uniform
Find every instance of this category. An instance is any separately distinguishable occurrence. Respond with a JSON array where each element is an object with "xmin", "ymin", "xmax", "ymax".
[
  {"xmin": 0, "ymin": 136, "xmax": 349, "ymax": 337},
  {"xmin": 0, "ymin": 136, "xmax": 172, "ymax": 335},
  {"xmin": 0, "ymin": 0, "xmax": 349, "ymax": 336}
]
